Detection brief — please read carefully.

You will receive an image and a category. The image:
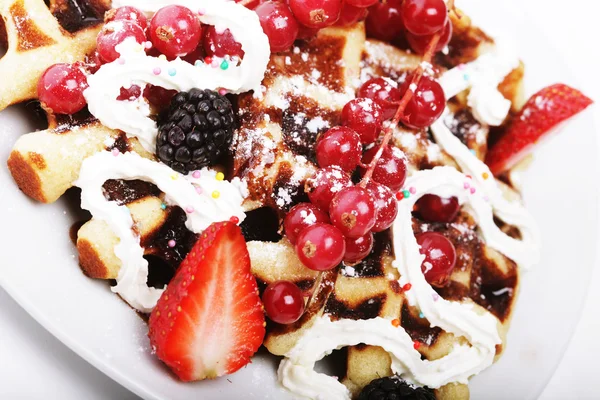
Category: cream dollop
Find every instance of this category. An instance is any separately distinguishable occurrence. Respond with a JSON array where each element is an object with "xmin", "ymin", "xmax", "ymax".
[
  {"xmin": 84, "ymin": 0, "xmax": 270, "ymax": 153},
  {"xmin": 278, "ymin": 168, "xmax": 504, "ymax": 399},
  {"xmin": 75, "ymin": 151, "xmax": 246, "ymax": 312}
]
